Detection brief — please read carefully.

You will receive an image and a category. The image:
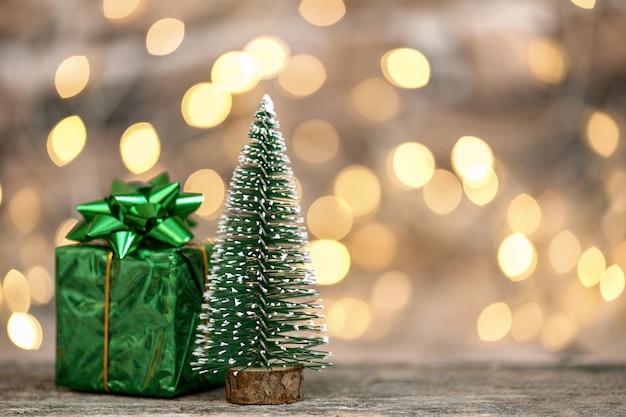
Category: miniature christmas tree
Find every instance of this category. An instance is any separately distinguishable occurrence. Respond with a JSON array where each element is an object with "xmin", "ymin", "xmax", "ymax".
[{"xmin": 194, "ymin": 94, "xmax": 330, "ymax": 404}]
